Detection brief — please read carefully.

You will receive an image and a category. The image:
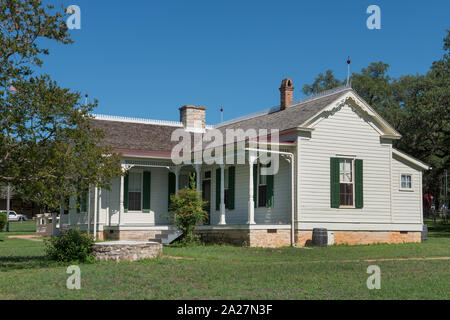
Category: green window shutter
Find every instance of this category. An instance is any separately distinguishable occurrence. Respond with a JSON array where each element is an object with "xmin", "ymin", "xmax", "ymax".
[
  {"xmin": 355, "ymin": 159, "xmax": 364, "ymax": 208},
  {"xmin": 330, "ymin": 157, "xmax": 340, "ymax": 208},
  {"xmin": 266, "ymin": 173, "xmax": 274, "ymax": 208},
  {"xmin": 64, "ymin": 197, "xmax": 70, "ymax": 214},
  {"xmin": 76, "ymin": 194, "xmax": 81, "ymax": 213},
  {"xmin": 215, "ymin": 168, "xmax": 221, "ymax": 211},
  {"xmin": 227, "ymin": 166, "xmax": 235, "ymax": 210},
  {"xmin": 168, "ymin": 172, "xmax": 175, "ymax": 208},
  {"xmin": 81, "ymin": 189, "xmax": 88, "ymax": 213},
  {"xmin": 143, "ymin": 171, "xmax": 151, "ymax": 213},
  {"xmin": 124, "ymin": 173, "xmax": 129, "ymax": 212},
  {"xmin": 253, "ymin": 163, "xmax": 258, "ymax": 208}
]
